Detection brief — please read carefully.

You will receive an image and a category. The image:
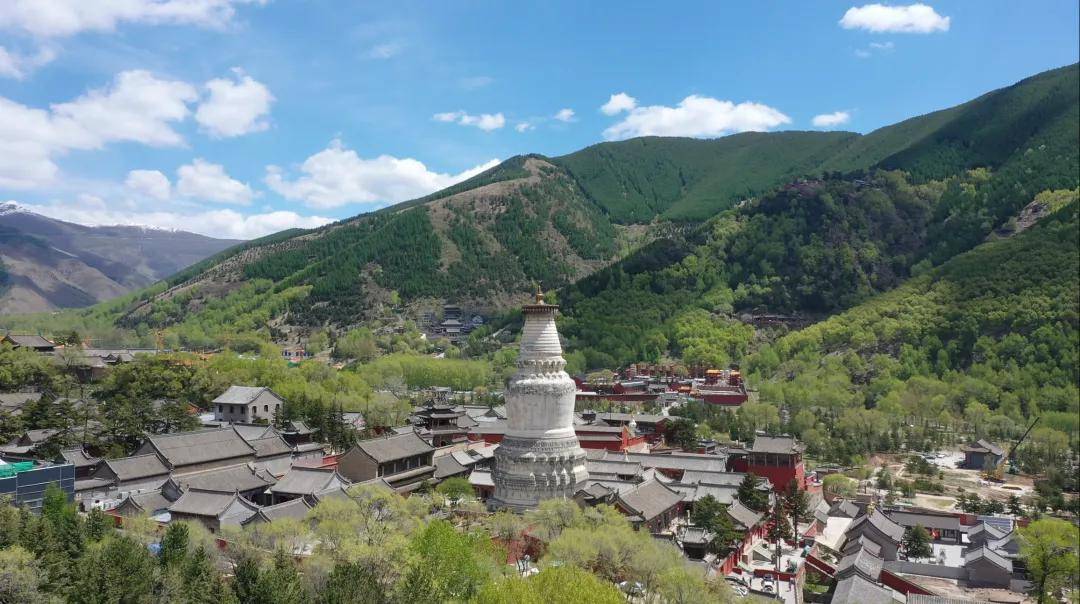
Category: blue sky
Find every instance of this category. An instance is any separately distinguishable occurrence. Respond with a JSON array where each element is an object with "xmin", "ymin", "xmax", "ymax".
[{"xmin": 1, "ymin": 1, "xmax": 1077, "ymax": 239}]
